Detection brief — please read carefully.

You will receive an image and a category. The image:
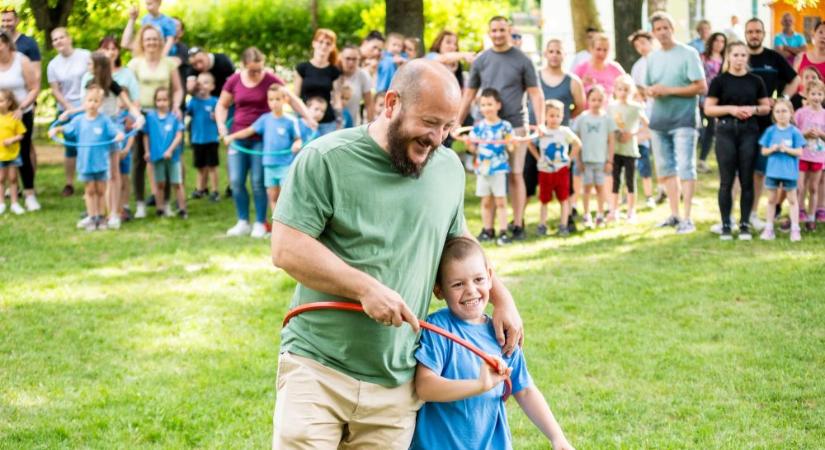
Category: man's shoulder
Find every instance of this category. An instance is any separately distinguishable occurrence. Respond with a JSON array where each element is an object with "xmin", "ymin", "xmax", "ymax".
[{"xmin": 304, "ymin": 126, "xmax": 368, "ymax": 157}]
